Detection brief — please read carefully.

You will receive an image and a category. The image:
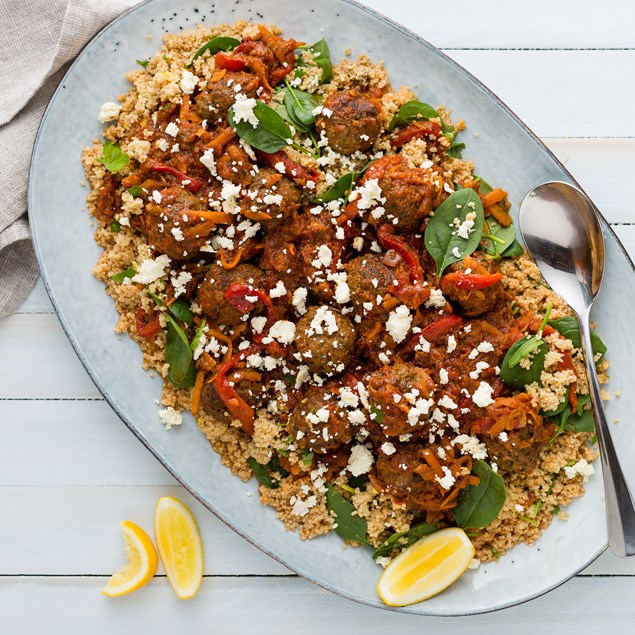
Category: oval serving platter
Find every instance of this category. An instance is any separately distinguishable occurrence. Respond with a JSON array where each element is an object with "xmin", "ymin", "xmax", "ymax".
[{"xmin": 29, "ymin": 0, "xmax": 635, "ymax": 615}]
